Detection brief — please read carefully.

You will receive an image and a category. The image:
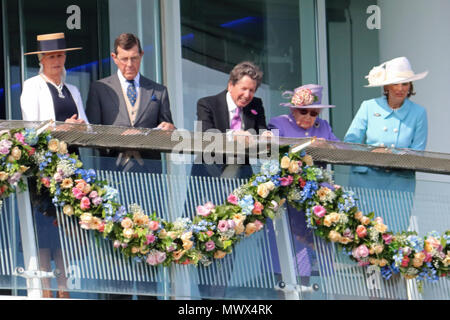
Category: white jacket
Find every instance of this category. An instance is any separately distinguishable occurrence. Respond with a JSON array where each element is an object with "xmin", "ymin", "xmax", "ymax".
[{"xmin": 20, "ymin": 74, "xmax": 88, "ymax": 123}]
